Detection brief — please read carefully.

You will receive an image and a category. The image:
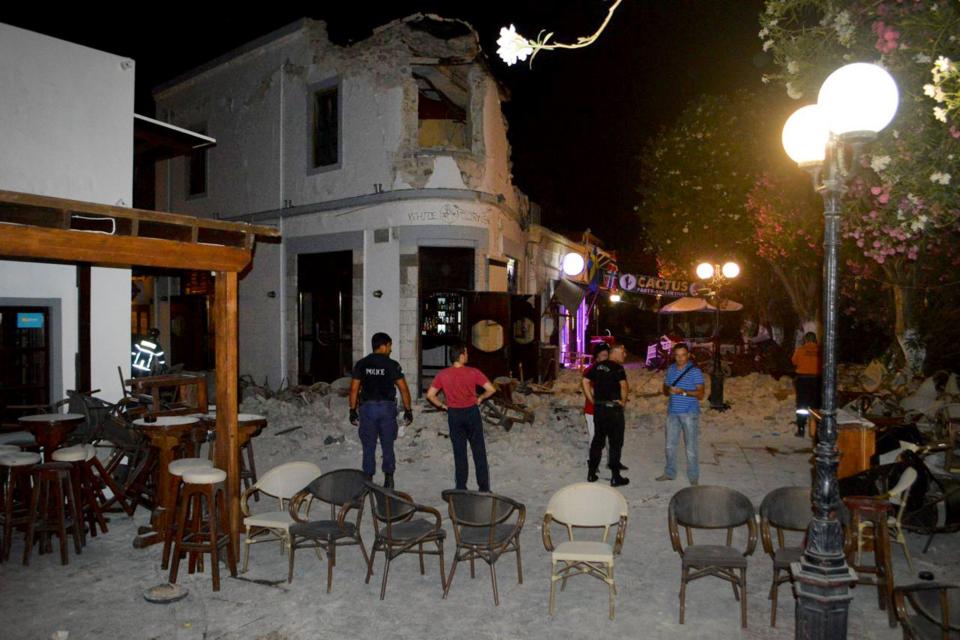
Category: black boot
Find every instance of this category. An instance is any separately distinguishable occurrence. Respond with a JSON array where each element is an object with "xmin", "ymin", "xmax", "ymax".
[
  {"xmin": 587, "ymin": 468, "xmax": 599, "ymax": 483},
  {"xmin": 383, "ymin": 473, "xmax": 395, "ymax": 489},
  {"xmin": 610, "ymin": 473, "xmax": 630, "ymax": 487}
]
